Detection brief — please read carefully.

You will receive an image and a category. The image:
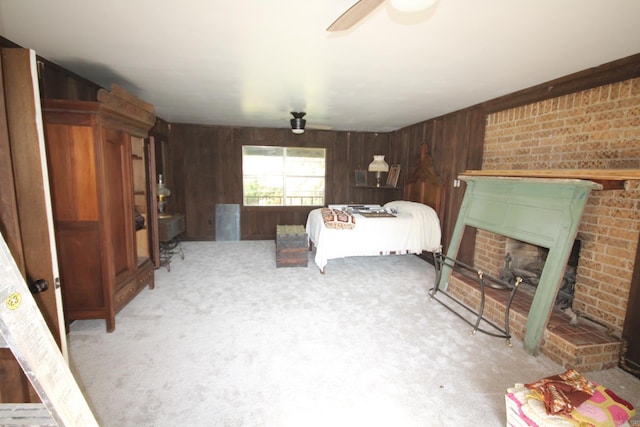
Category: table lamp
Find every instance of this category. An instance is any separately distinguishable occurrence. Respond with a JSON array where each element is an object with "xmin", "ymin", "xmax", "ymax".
[
  {"xmin": 368, "ymin": 155, "xmax": 389, "ymax": 187},
  {"xmin": 157, "ymin": 174, "xmax": 172, "ymax": 217}
]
